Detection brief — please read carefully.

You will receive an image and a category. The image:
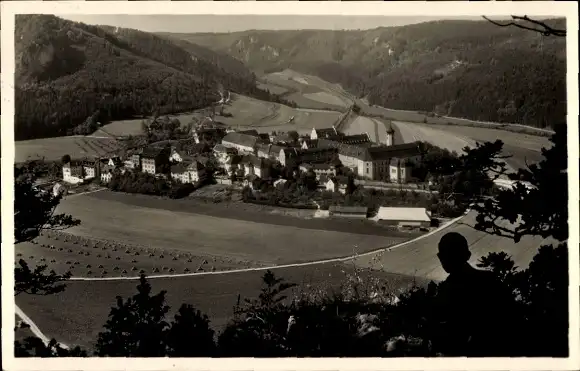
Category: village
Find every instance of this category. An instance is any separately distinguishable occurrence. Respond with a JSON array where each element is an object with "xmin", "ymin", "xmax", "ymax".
[{"xmin": 57, "ymin": 116, "xmax": 440, "ymax": 230}]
